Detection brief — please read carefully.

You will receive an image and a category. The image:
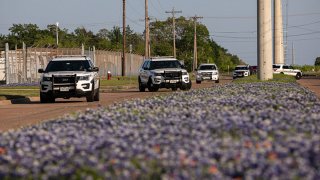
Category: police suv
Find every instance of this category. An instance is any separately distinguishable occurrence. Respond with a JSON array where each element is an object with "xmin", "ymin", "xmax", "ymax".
[
  {"xmin": 233, "ymin": 65, "xmax": 251, "ymax": 79},
  {"xmin": 138, "ymin": 57, "xmax": 191, "ymax": 92},
  {"xmin": 38, "ymin": 56, "xmax": 100, "ymax": 103},
  {"xmin": 195, "ymin": 63, "xmax": 220, "ymax": 84},
  {"xmin": 273, "ymin": 64, "xmax": 302, "ymax": 79}
]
